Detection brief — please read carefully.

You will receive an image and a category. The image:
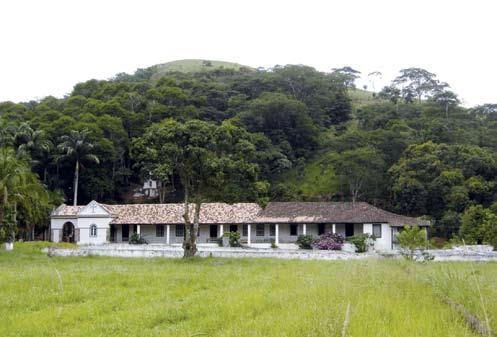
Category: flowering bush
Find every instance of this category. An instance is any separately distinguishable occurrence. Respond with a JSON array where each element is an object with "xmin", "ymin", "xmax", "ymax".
[{"xmin": 314, "ymin": 232, "xmax": 344, "ymax": 250}]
